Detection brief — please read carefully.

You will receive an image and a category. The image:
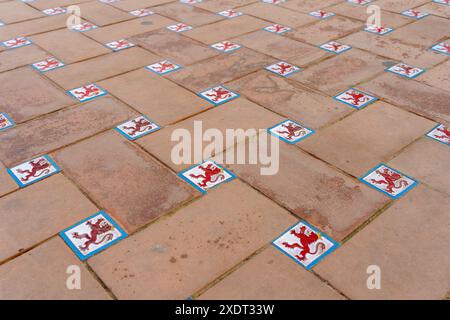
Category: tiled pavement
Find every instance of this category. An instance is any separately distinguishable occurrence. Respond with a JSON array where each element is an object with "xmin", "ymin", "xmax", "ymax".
[{"xmin": 0, "ymin": 0, "xmax": 449, "ymax": 300}]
